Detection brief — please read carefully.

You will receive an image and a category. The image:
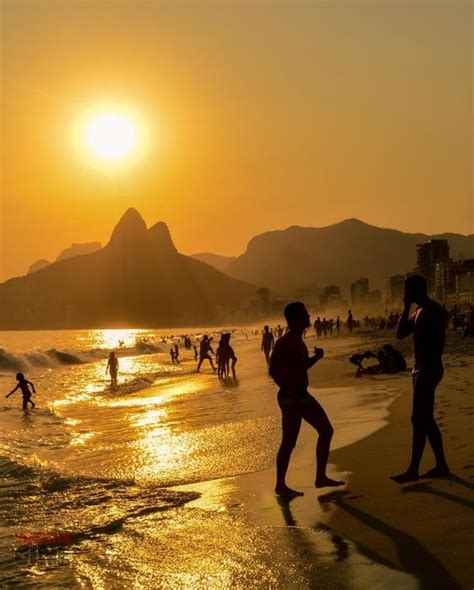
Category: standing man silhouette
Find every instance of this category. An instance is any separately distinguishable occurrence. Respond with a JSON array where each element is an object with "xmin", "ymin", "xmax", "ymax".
[
  {"xmin": 390, "ymin": 275, "xmax": 450, "ymax": 484},
  {"xmin": 270, "ymin": 302, "xmax": 344, "ymax": 496},
  {"xmin": 261, "ymin": 325, "xmax": 275, "ymax": 367}
]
